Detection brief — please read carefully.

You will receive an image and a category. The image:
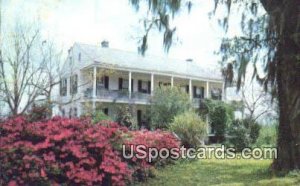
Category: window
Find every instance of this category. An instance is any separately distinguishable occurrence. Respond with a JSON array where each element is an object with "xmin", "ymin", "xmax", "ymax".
[
  {"xmin": 193, "ymin": 86, "xmax": 204, "ymax": 99},
  {"xmin": 138, "ymin": 80, "xmax": 151, "ymax": 94},
  {"xmin": 119, "ymin": 78, "xmax": 129, "ymax": 90},
  {"xmin": 74, "ymin": 107, "xmax": 78, "ymax": 117},
  {"xmin": 180, "ymin": 85, "xmax": 187, "ymax": 93},
  {"xmin": 61, "ymin": 109, "xmax": 65, "ymax": 117},
  {"xmin": 123, "ymin": 79, "xmax": 129, "ymax": 89},
  {"xmin": 180, "ymin": 85, "xmax": 189, "ymax": 93},
  {"xmin": 70, "ymin": 75, "xmax": 78, "ymax": 95},
  {"xmin": 60, "ymin": 78, "xmax": 67, "ymax": 96},
  {"xmin": 211, "ymin": 88, "xmax": 222, "ymax": 100},
  {"xmin": 69, "ymin": 108, "xmax": 72, "ymax": 118},
  {"xmin": 103, "ymin": 108, "xmax": 109, "ymax": 115},
  {"xmin": 97, "ymin": 76, "xmax": 109, "ymax": 89}
]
